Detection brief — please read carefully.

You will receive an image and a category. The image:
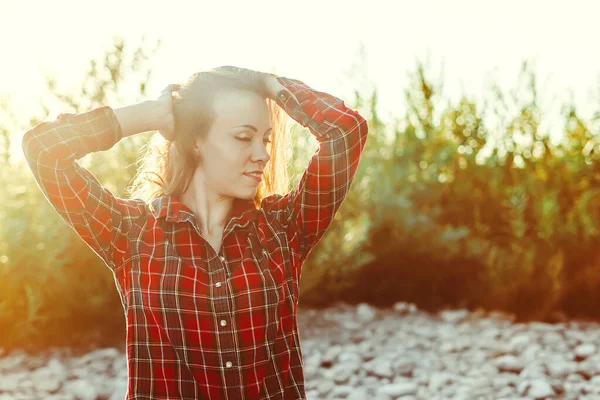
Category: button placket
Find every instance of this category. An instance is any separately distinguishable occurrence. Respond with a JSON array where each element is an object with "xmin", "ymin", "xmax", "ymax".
[
  {"xmin": 217, "ymin": 254, "xmax": 232, "ymax": 278},
  {"xmin": 208, "ymin": 247, "xmax": 239, "ymax": 387},
  {"xmin": 213, "ymin": 255, "xmax": 227, "ymax": 289}
]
